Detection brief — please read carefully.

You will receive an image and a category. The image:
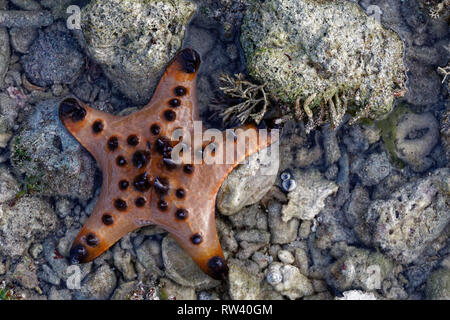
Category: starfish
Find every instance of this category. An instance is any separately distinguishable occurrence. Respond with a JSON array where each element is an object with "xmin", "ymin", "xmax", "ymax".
[{"xmin": 59, "ymin": 48, "xmax": 278, "ymax": 280}]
